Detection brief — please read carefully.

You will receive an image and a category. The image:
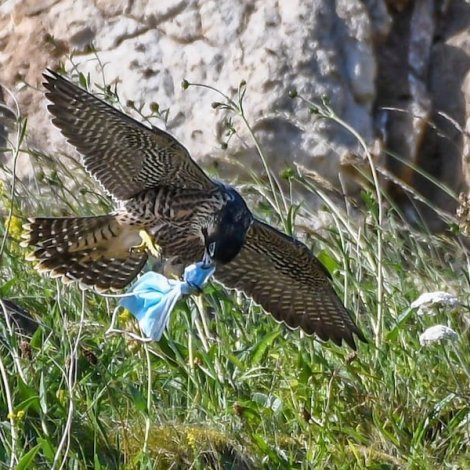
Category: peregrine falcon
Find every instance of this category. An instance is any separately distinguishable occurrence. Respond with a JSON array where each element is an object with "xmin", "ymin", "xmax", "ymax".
[{"xmin": 23, "ymin": 70, "xmax": 365, "ymax": 349}]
